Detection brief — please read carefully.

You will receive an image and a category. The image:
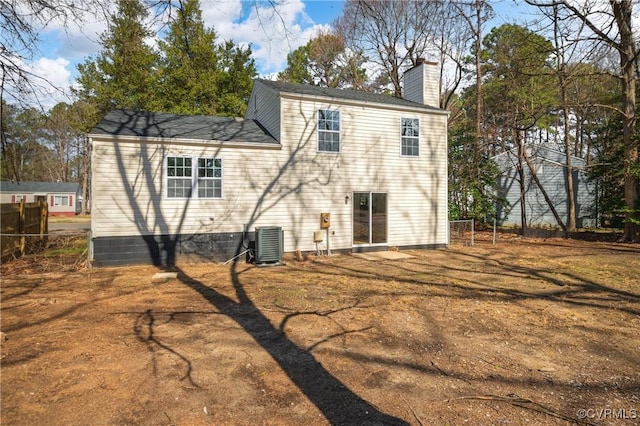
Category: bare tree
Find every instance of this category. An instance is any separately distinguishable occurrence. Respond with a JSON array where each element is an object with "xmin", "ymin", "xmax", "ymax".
[
  {"xmin": 335, "ymin": 0, "xmax": 446, "ymax": 97},
  {"xmin": 533, "ymin": 4, "xmax": 582, "ymax": 232},
  {"xmin": 0, "ymin": 0, "xmax": 107, "ymax": 108},
  {"xmin": 1, "ymin": 0, "xmax": 106, "ymax": 183},
  {"xmin": 526, "ymin": 0, "xmax": 639, "ymax": 240},
  {"xmin": 44, "ymin": 102, "xmax": 86, "ymax": 182}
]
